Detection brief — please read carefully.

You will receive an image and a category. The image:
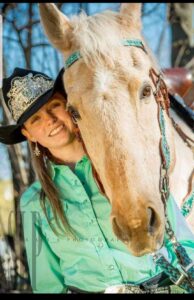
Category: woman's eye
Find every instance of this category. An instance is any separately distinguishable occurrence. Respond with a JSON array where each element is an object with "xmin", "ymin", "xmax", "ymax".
[
  {"xmin": 31, "ymin": 116, "xmax": 40, "ymax": 124},
  {"xmin": 140, "ymin": 85, "xmax": 152, "ymax": 99},
  {"xmin": 50, "ymin": 102, "xmax": 61, "ymax": 109}
]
